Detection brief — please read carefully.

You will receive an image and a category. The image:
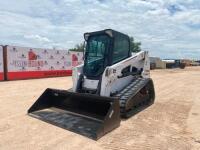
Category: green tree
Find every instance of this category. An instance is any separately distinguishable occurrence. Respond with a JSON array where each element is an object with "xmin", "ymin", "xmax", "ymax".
[
  {"xmin": 69, "ymin": 43, "xmax": 84, "ymax": 52},
  {"xmin": 130, "ymin": 37, "xmax": 141, "ymax": 52}
]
